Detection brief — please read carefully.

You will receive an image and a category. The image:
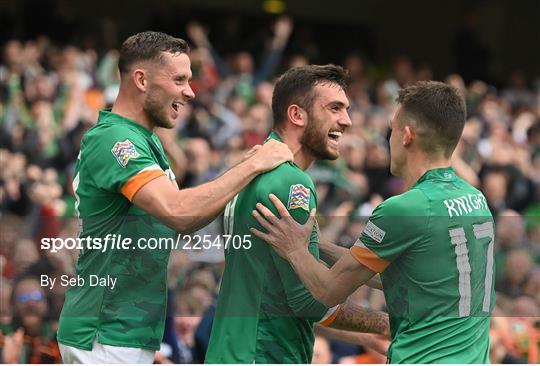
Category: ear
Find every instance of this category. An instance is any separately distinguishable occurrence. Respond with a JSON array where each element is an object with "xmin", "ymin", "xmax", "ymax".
[
  {"xmin": 403, "ymin": 125, "xmax": 416, "ymax": 147},
  {"xmin": 287, "ymin": 104, "xmax": 306, "ymax": 128},
  {"xmin": 132, "ymin": 69, "xmax": 147, "ymax": 92}
]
